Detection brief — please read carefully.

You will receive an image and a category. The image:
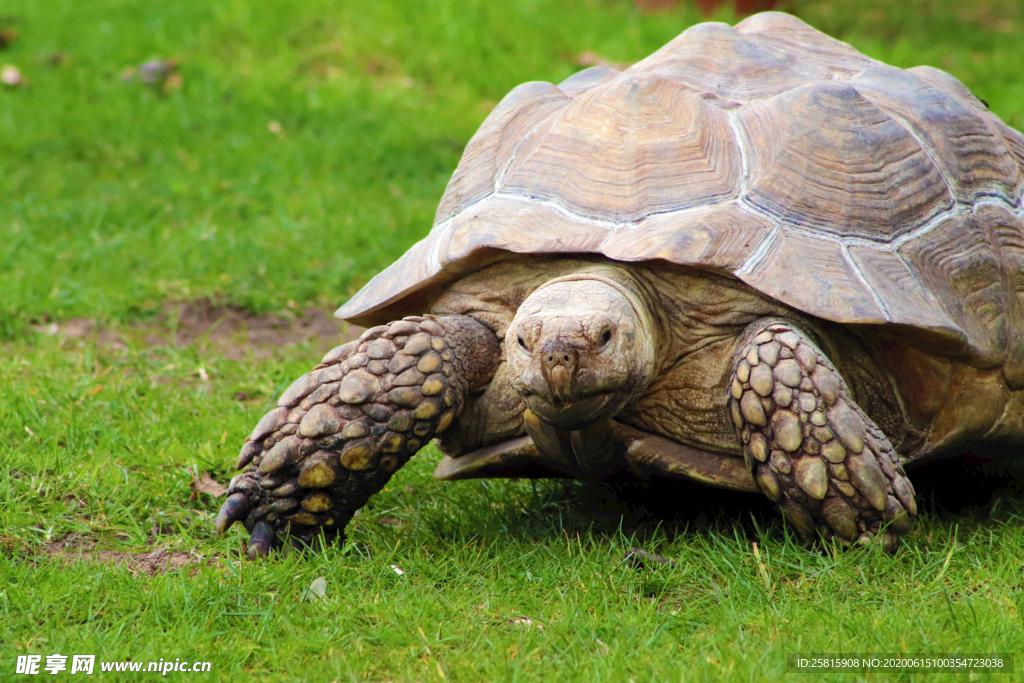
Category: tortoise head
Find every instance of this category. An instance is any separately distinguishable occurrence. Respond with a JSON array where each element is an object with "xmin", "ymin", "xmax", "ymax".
[{"xmin": 506, "ymin": 273, "xmax": 657, "ymax": 429}]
